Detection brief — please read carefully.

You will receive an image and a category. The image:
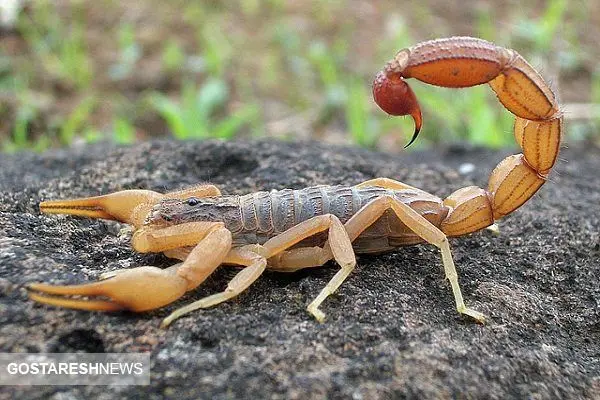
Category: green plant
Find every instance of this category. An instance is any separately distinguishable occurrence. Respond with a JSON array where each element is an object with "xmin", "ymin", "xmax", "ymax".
[
  {"xmin": 18, "ymin": 2, "xmax": 93, "ymax": 89},
  {"xmin": 475, "ymin": 4, "xmax": 497, "ymax": 41},
  {"xmin": 59, "ymin": 96, "xmax": 96, "ymax": 145},
  {"xmin": 2, "ymin": 0, "xmax": 595, "ymax": 153},
  {"xmin": 1, "ymin": 75, "xmax": 52, "ymax": 152},
  {"xmin": 3, "ymin": 105, "xmax": 35, "ymax": 152},
  {"xmin": 308, "ymin": 40, "xmax": 346, "ymax": 110},
  {"xmin": 346, "ymin": 78, "xmax": 387, "ymax": 148},
  {"xmin": 113, "ymin": 117, "xmax": 137, "ymax": 144},
  {"xmin": 2, "ymin": 104, "xmax": 52, "ymax": 153},
  {"xmin": 162, "ymin": 40, "xmax": 185, "ymax": 72},
  {"xmin": 409, "ymin": 82, "xmax": 514, "ymax": 148},
  {"xmin": 197, "ymin": 21, "xmax": 232, "ymax": 78},
  {"xmin": 148, "ymin": 78, "xmax": 258, "ymax": 140},
  {"xmin": 109, "ymin": 23, "xmax": 142, "ymax": 80},
  {"xmin": 513, "ymin": 0, "xmax": 567, "ymax": 53}
]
